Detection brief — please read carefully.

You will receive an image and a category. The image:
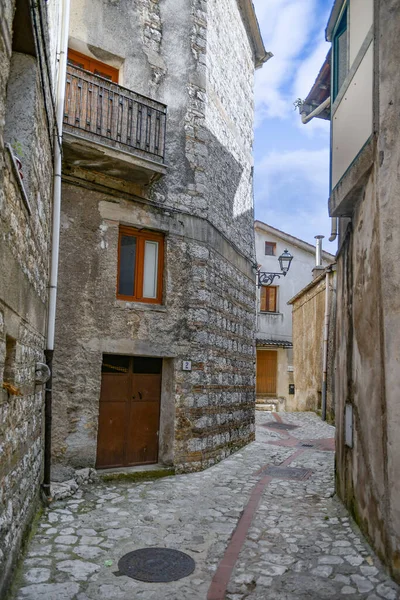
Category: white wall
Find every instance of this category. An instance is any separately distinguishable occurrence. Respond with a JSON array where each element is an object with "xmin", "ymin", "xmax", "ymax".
[
  {"xmin": 332, "ymin": 43, "xmax": 374, "ymax": 188},
  {"xmin": 255, "ymin": 227, "xmax": 332, "ymax": 343},
  {"xmin": 349, "ymin": 0, "xmax": 373, "ymax": 65}
]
